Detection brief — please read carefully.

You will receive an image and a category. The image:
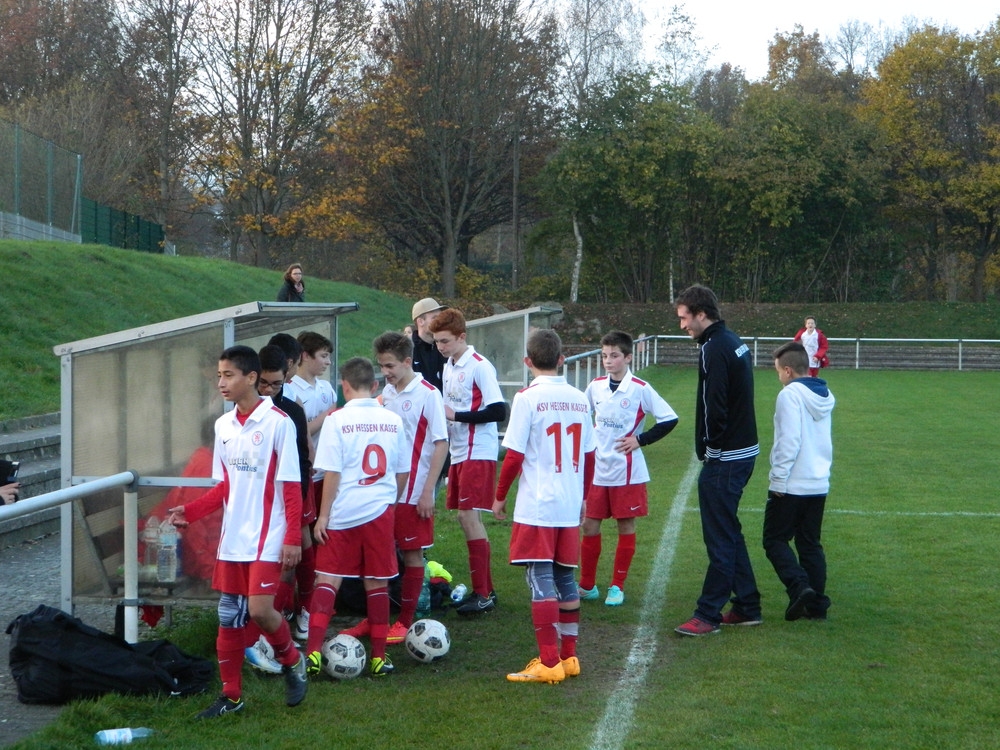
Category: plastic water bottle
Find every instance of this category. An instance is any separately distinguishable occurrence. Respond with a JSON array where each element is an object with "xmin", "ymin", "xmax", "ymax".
[
  {"xmin": 156, "ymin": 520, "xmax": 177, "ymax": 583},
  {"xmin": 94, "ymin": 727, "xmax": 154, "ymax": 744},
  {"xmin": 141, "ymin": 516, "xmax": 159, "ymax": 568},
  {"xmin": 450, "ymin": 583, "xmax": 468, "ymax": 603}
]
